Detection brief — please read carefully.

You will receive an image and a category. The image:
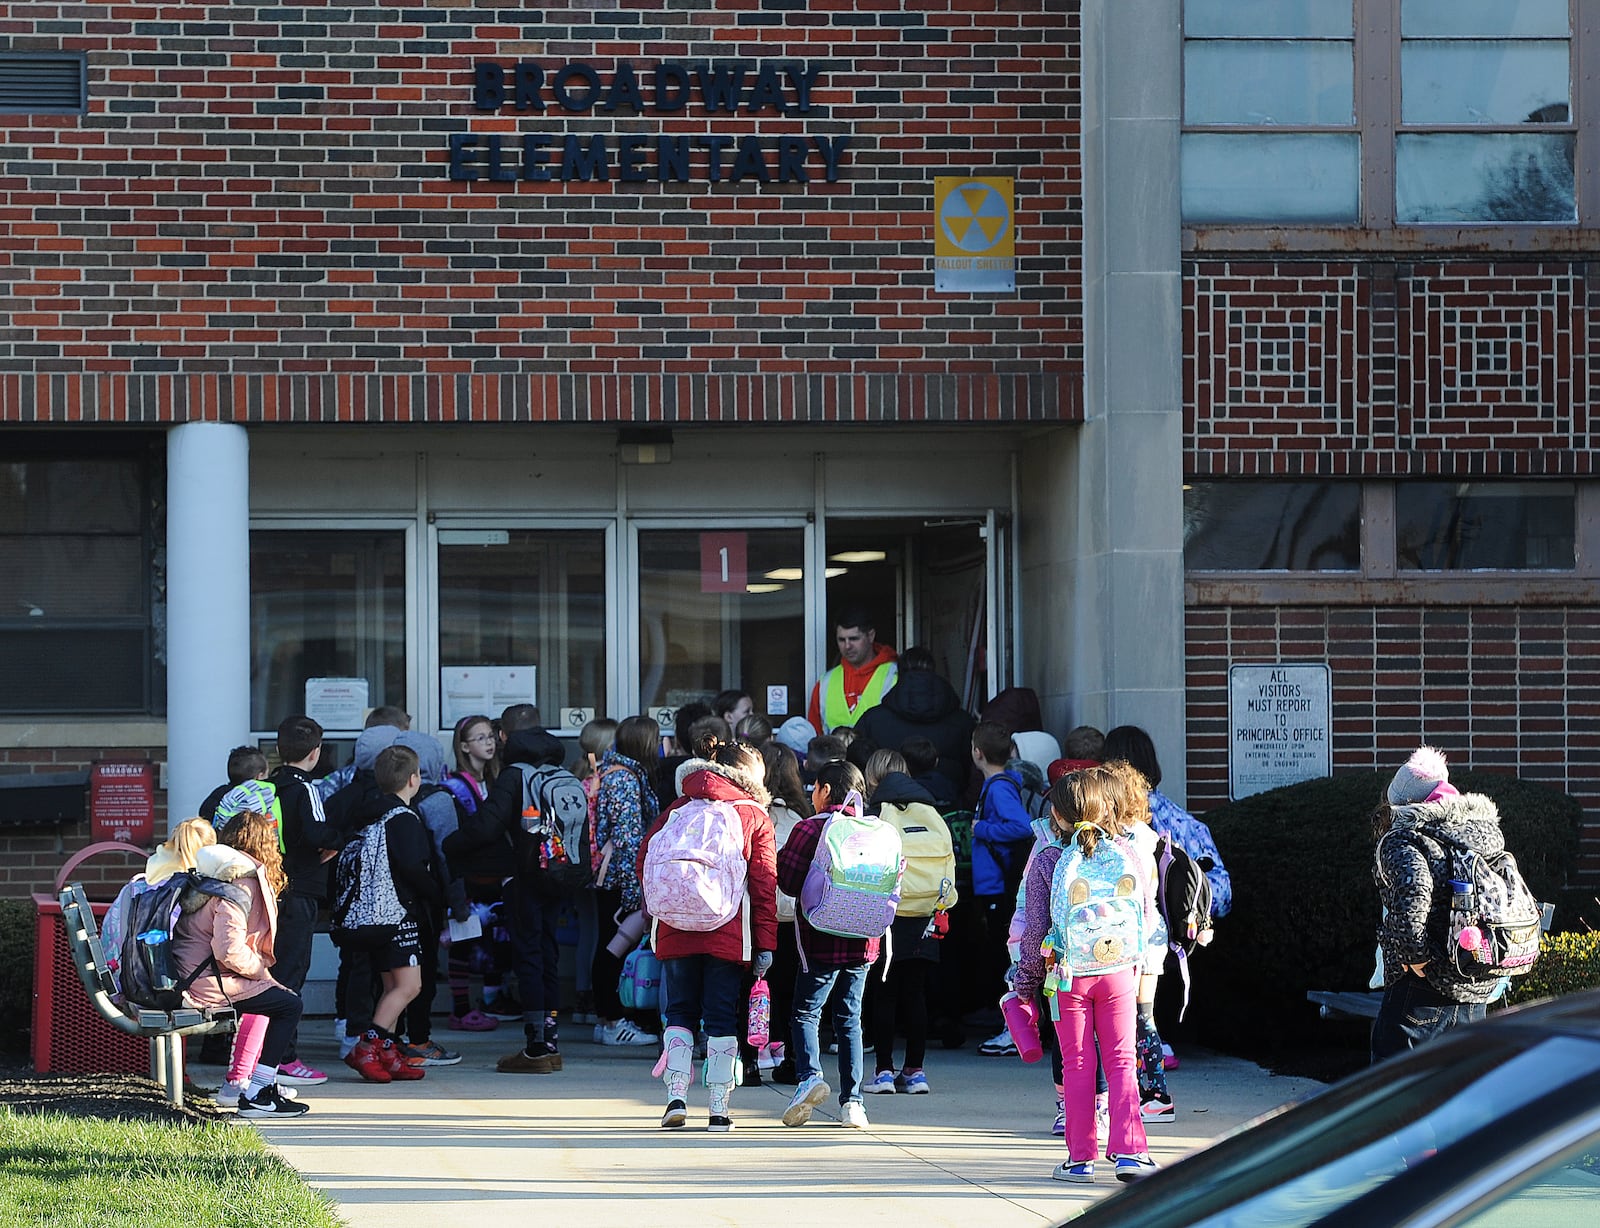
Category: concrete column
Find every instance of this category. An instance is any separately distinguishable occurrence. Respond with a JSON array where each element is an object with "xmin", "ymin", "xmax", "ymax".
[
  {"xmin": 1058, "ymin": 0, "xmax": 1188, "ymax": 799},
  {"xmin": 166, "ymin": 423, "xmax": 251, "ymax": 825}
]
